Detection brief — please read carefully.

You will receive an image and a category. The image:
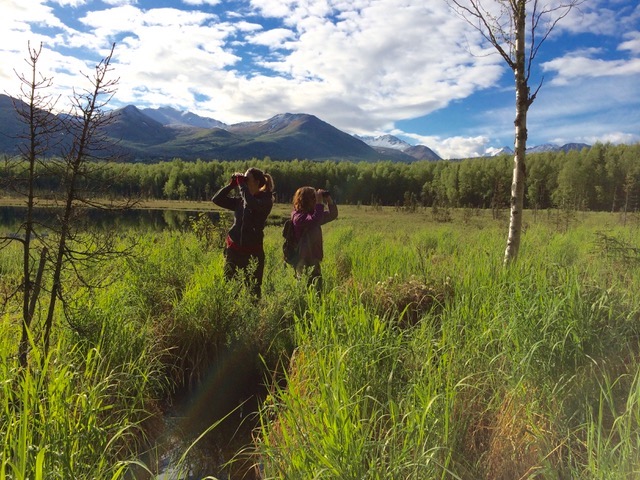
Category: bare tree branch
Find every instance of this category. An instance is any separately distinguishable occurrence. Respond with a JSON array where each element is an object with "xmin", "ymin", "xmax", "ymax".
[
  {"xmin": 5, "ymin": 42, "xmax": 138, "ymax": 365},
  {"xmin": 445, "ymin": 0, "xmax": 581, "ymax": 264}
]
